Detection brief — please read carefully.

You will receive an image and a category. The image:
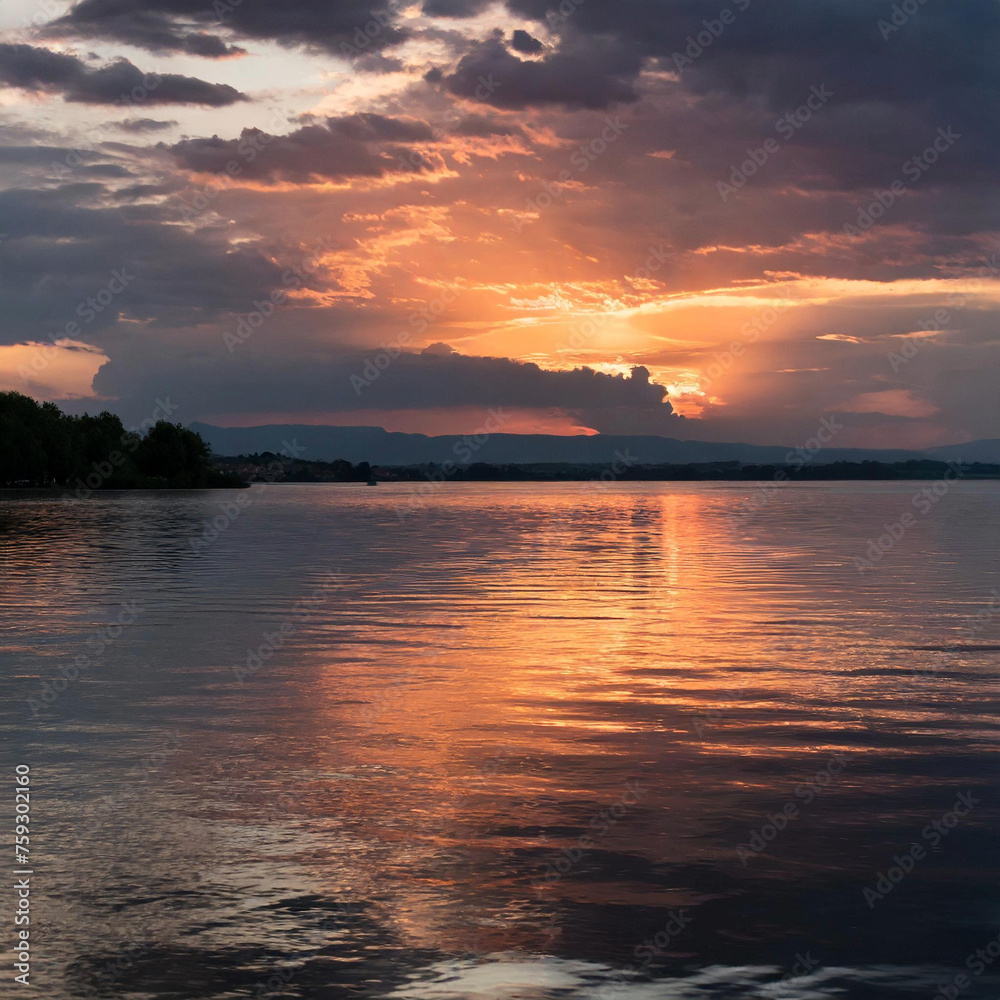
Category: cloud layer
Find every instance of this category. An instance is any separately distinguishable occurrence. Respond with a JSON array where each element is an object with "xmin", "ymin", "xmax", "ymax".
[
  {"xmin": 0, "ymin": 0, "xmax": 995, "ymax": 447},
  {"xmin": 0, "ymin": 43, "xmax": 247, "ymax": 105}
]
